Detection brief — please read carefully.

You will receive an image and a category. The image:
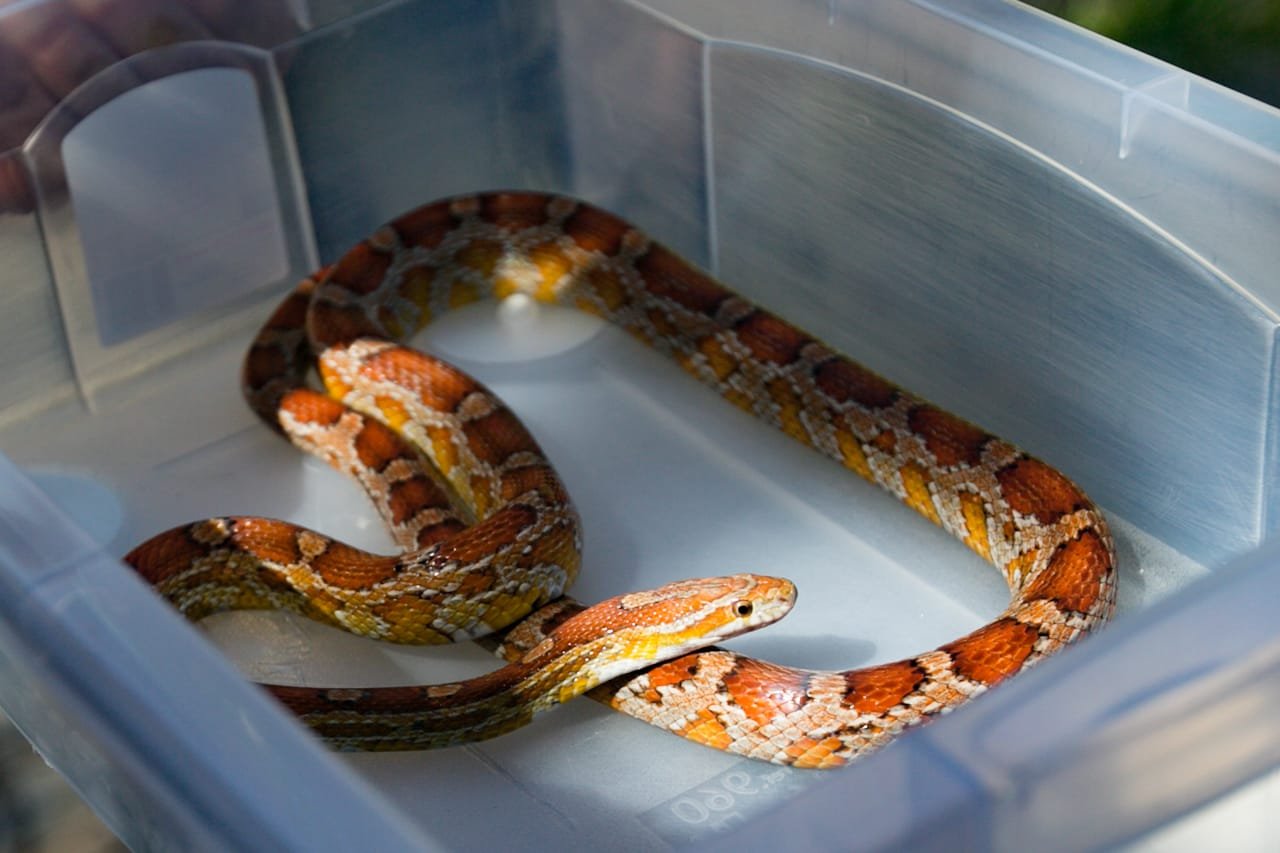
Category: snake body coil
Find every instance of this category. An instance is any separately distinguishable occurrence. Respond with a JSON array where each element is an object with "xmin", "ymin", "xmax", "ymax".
[{"xmin": 125, "ymin": 192, "xmax": 1116, "ymax": 768}]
